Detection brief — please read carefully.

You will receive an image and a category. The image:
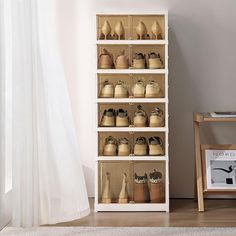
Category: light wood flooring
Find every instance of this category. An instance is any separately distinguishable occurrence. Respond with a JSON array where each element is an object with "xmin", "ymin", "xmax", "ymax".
[{"xmin": 55, "ymin": 198, "xmax": 236, "ymax": 227}]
